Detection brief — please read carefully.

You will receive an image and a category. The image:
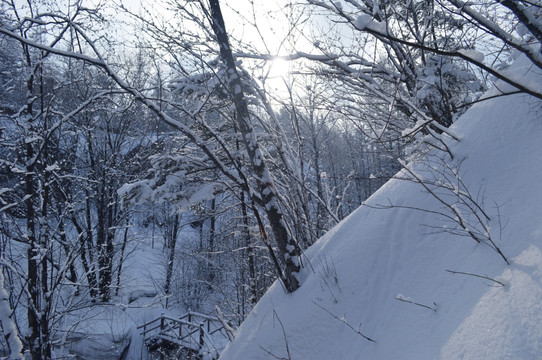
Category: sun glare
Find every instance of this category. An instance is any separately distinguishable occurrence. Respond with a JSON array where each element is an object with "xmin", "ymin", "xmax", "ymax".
[{"xmin": 268, "ymin": 58, "xmax": 291, "ymax": 79}]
